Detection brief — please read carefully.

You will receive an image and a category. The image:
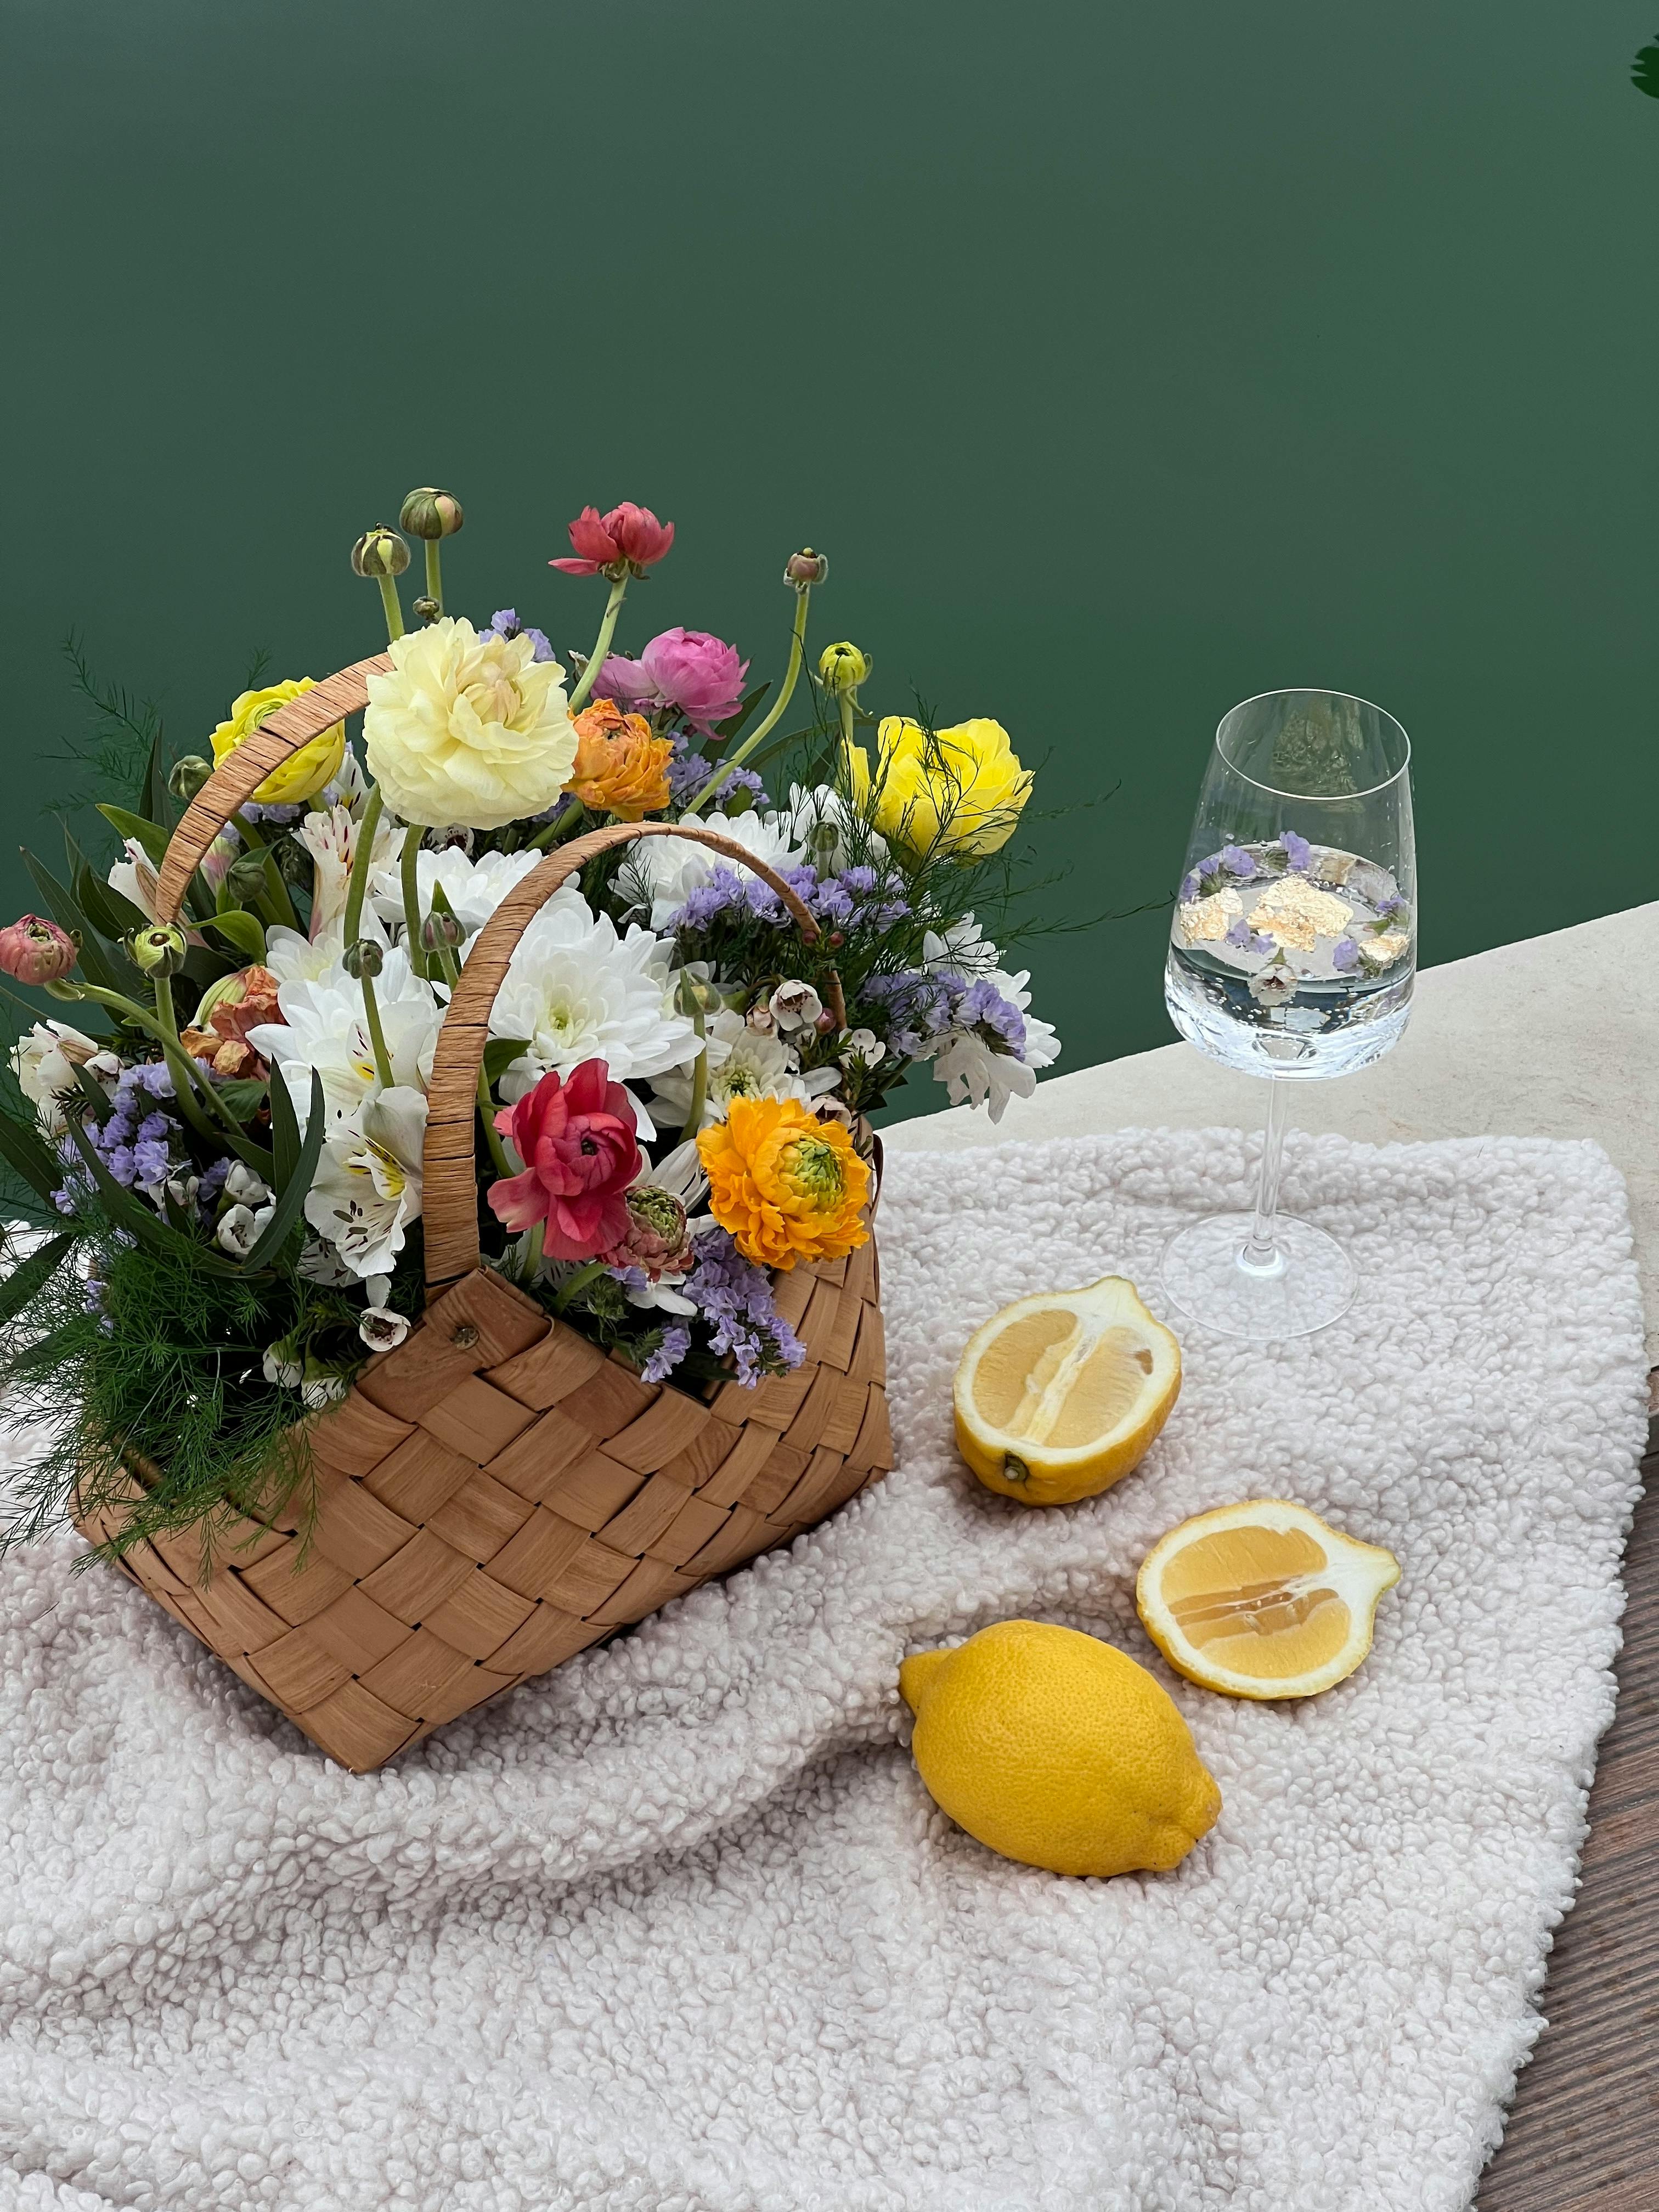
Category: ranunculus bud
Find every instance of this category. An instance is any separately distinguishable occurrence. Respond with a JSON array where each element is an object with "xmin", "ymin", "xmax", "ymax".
[
  {"xmin": 817, "ymin": 641, "xmax": 871, "ymax": 695},
  {"xmin": 784, "ymin": 548, "xmax": 828, "ymax": 589},
  {"xmin": 0, "ymin": 915, "xmax": 77, "ymax": 986},
  {"xmin": 167, "ymin": 754, "xmax": 213, "ymax": 803},
  {"xmin": 128, "ymin": 922, "xmax": 187, "ymax": 978},
  {"xmin": 418, "ymin": 909, "xmax": 465, "ymax": 953},
  {"xmin": 225, "ymin": 854, "xmax": 269, "ymax": 907},
  {"xmin": 399, "ymin": 487, "xmax": 464, "ymax": 540},
  {"xmin": 342, "ymin": 938, "xmax": 385, "ymax": 980},
  {"xmin": 351, "ymin": 527, "xmax": 410, "ymax": 579},
  {"xmin": 413, "ymin": 596, "xmax": 442, "ymax": 625}
]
